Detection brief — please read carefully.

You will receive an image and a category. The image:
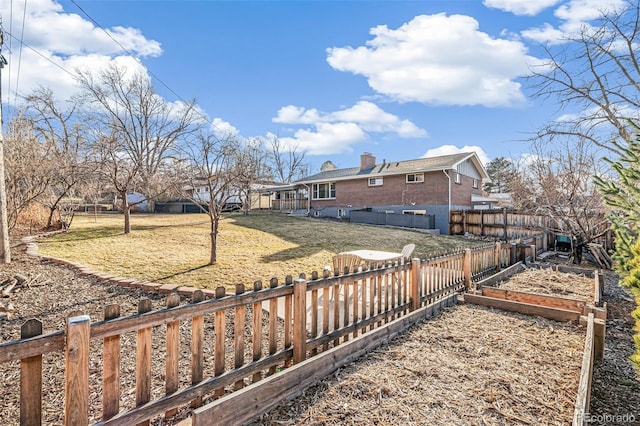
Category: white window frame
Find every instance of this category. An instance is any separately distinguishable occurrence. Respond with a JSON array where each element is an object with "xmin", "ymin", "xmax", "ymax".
[
  {"xmin": 454, "ymin": 173, "xmax": 461, "ymax": 184},
  {"xmin": 472, "ymin": 178, "xmax": 478, "ymax": 188},
  {"xmin": 368, "ymin": 177, "xmax": 383, "ymax": 186},
  {"xmin": 406, "ymin": 173, "xmax": 424, "ymax": 183},
  {"xmin": 312, "ymin": 182, "xmax": 336, "ymax": 200}
]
